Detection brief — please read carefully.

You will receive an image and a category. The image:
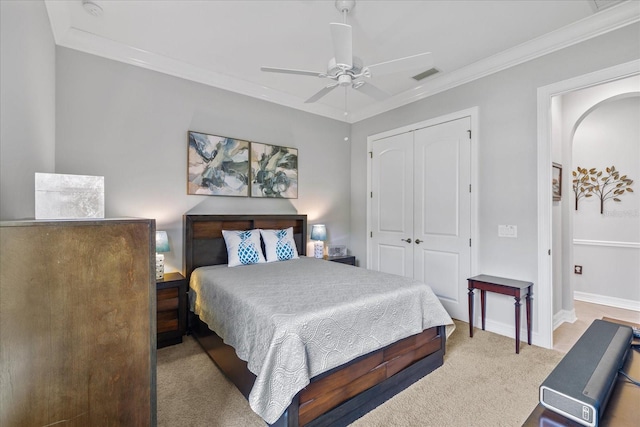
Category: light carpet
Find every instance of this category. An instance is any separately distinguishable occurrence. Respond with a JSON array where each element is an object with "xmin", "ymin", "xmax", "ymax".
[{"xmin": 157, "ymin": 321, "xmax": 563, "ymax": 426}]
